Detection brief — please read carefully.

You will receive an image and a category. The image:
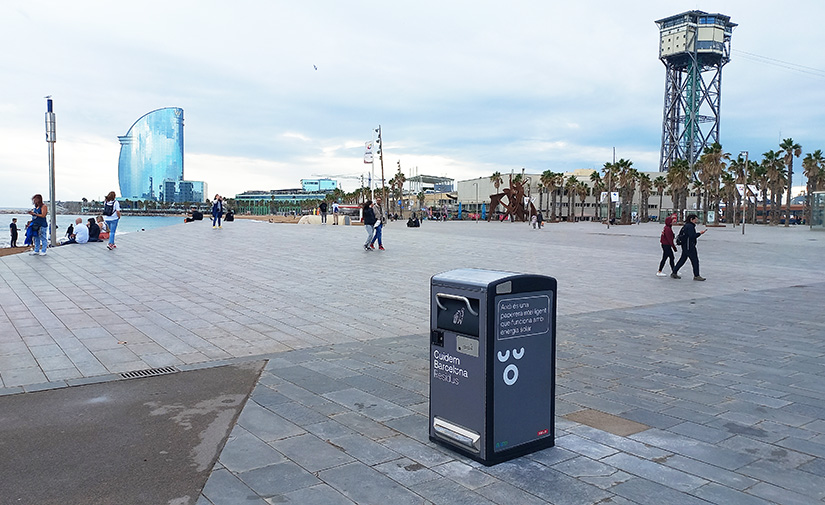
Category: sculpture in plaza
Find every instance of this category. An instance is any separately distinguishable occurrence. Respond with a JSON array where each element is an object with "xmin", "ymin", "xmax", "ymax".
[{"xmin": 489, "ymin": 175, "xmax": 536, "ymax": 222}]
